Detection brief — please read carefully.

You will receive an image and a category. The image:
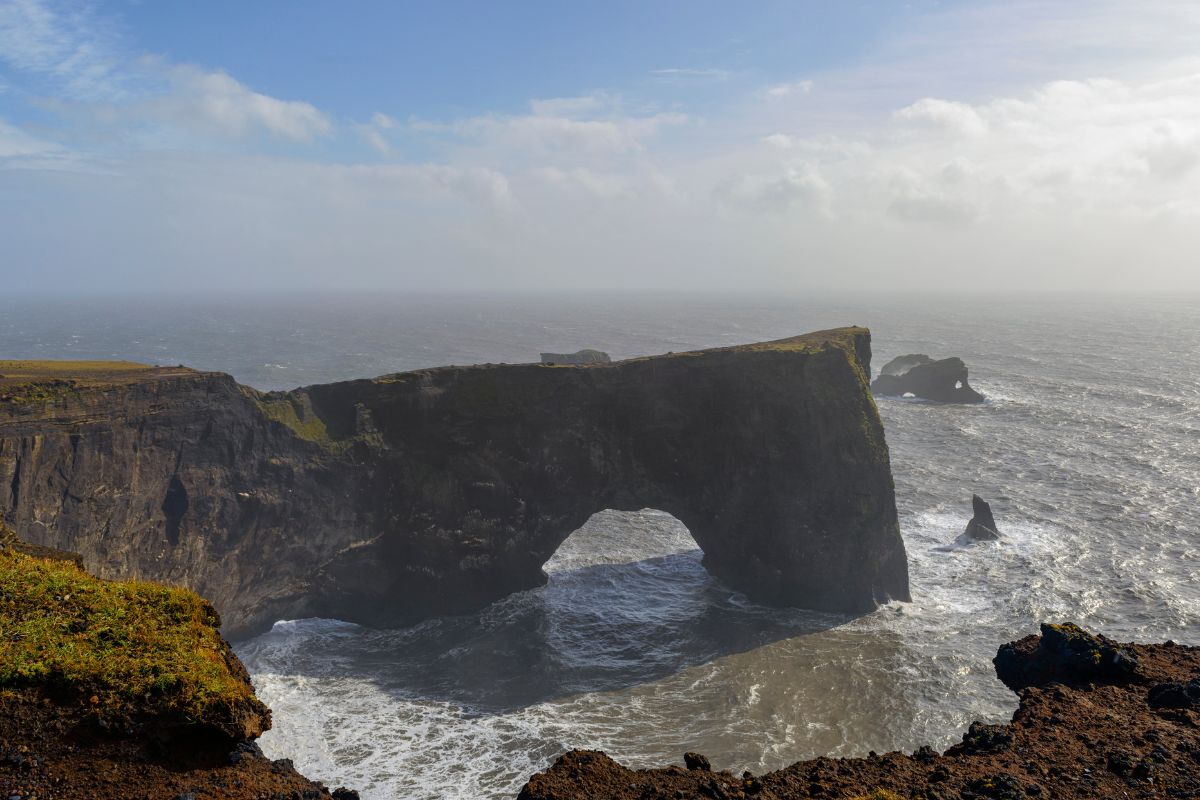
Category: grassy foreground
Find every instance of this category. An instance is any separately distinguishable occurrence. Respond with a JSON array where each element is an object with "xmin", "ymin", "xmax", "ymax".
[{"xmin": 0, "ymin": 539, "xmax": 267, "ymax": 738}]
